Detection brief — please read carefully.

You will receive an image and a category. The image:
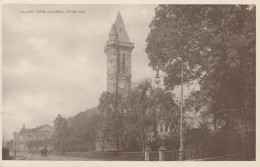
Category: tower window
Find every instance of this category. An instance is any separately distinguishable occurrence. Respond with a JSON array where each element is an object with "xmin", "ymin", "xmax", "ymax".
[
  {"xmin": 122, "ymin": 54, "xmax": 126, "ymax": 73},
  {"xmin": 109, "ymin": 60, "xmax": 112, "ymax": 70},
  {"xmin": 117, "ymin": 54, "xmax": 121, "ymax": 73}
]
